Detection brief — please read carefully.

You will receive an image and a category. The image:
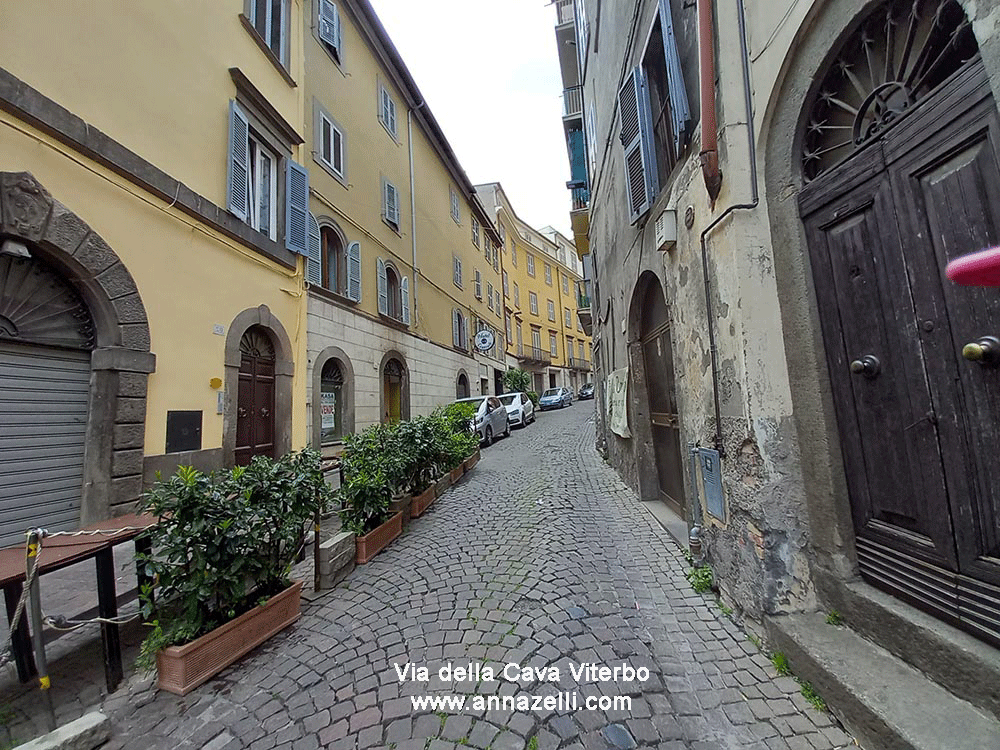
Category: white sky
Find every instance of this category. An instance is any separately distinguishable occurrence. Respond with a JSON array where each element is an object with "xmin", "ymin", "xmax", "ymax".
[{"xmin": 367, "ymin": 0, "xmax": 573, "ymax": 237}]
